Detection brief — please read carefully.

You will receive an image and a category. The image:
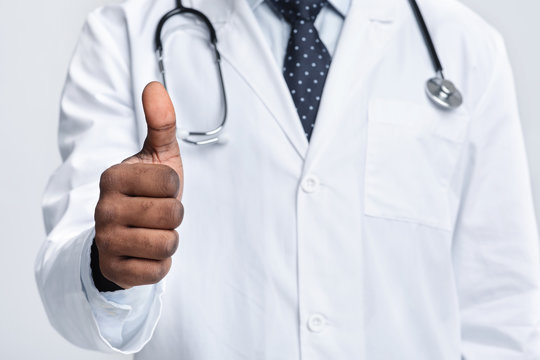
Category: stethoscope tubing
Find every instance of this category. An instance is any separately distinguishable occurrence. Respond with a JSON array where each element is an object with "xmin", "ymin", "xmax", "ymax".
[
  {"xmin": 407, "ymin": 0, "xmax": 444, "ymax": 78},
  {"xmin": 155, "ymin": 0, "xmax": 228, "ymax": 145}
]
